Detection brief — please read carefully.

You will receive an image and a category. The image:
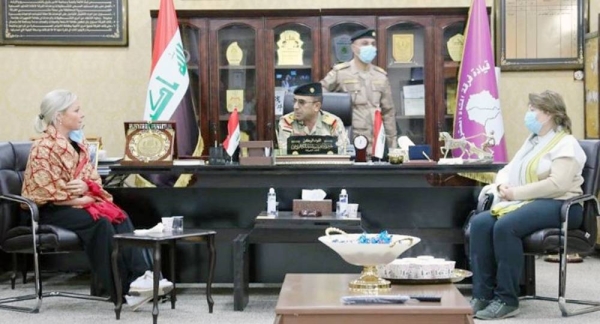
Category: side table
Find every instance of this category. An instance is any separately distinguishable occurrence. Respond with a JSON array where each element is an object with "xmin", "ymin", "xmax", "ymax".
[{"xmin": 111, "ymin": 229, "xmax": 216, "ymax": 324}]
